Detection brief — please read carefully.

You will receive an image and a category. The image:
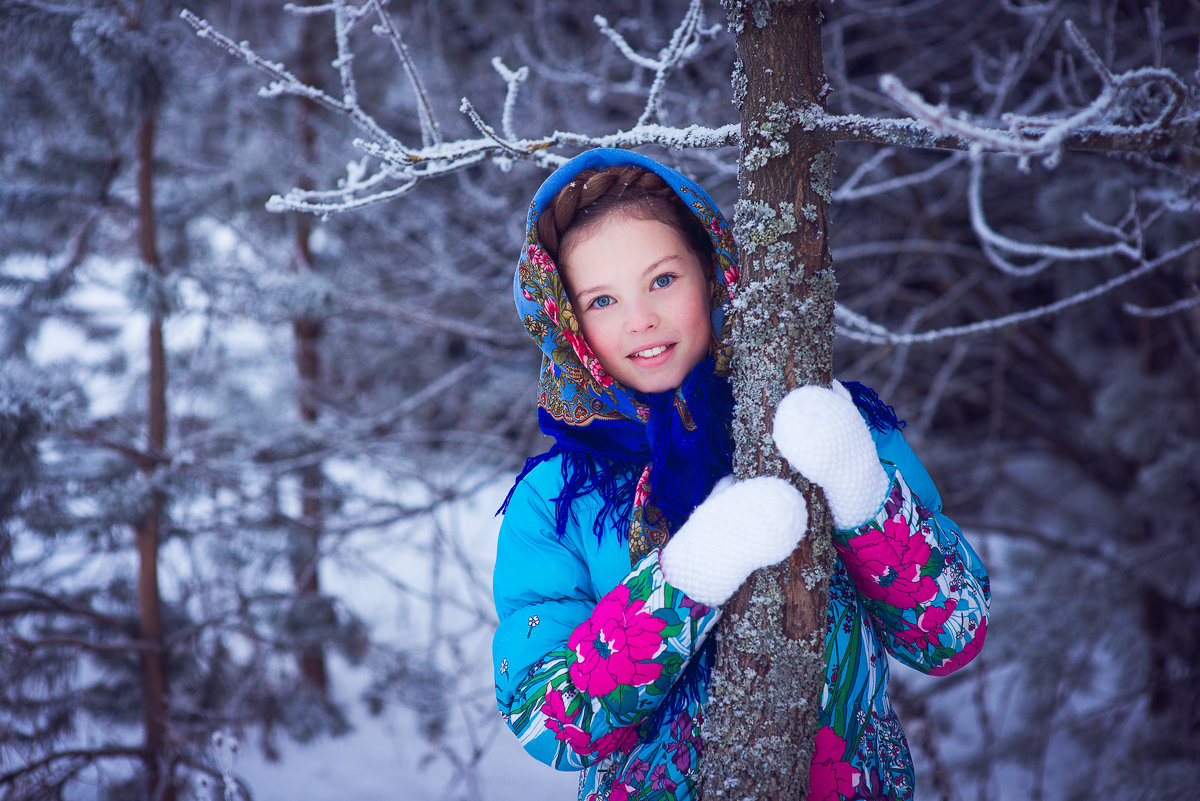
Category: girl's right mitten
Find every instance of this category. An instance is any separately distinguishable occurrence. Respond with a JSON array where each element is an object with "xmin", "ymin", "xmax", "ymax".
[{"xmin": 660, "ymin": 476, "xmax": 808, "ymax": 607}]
